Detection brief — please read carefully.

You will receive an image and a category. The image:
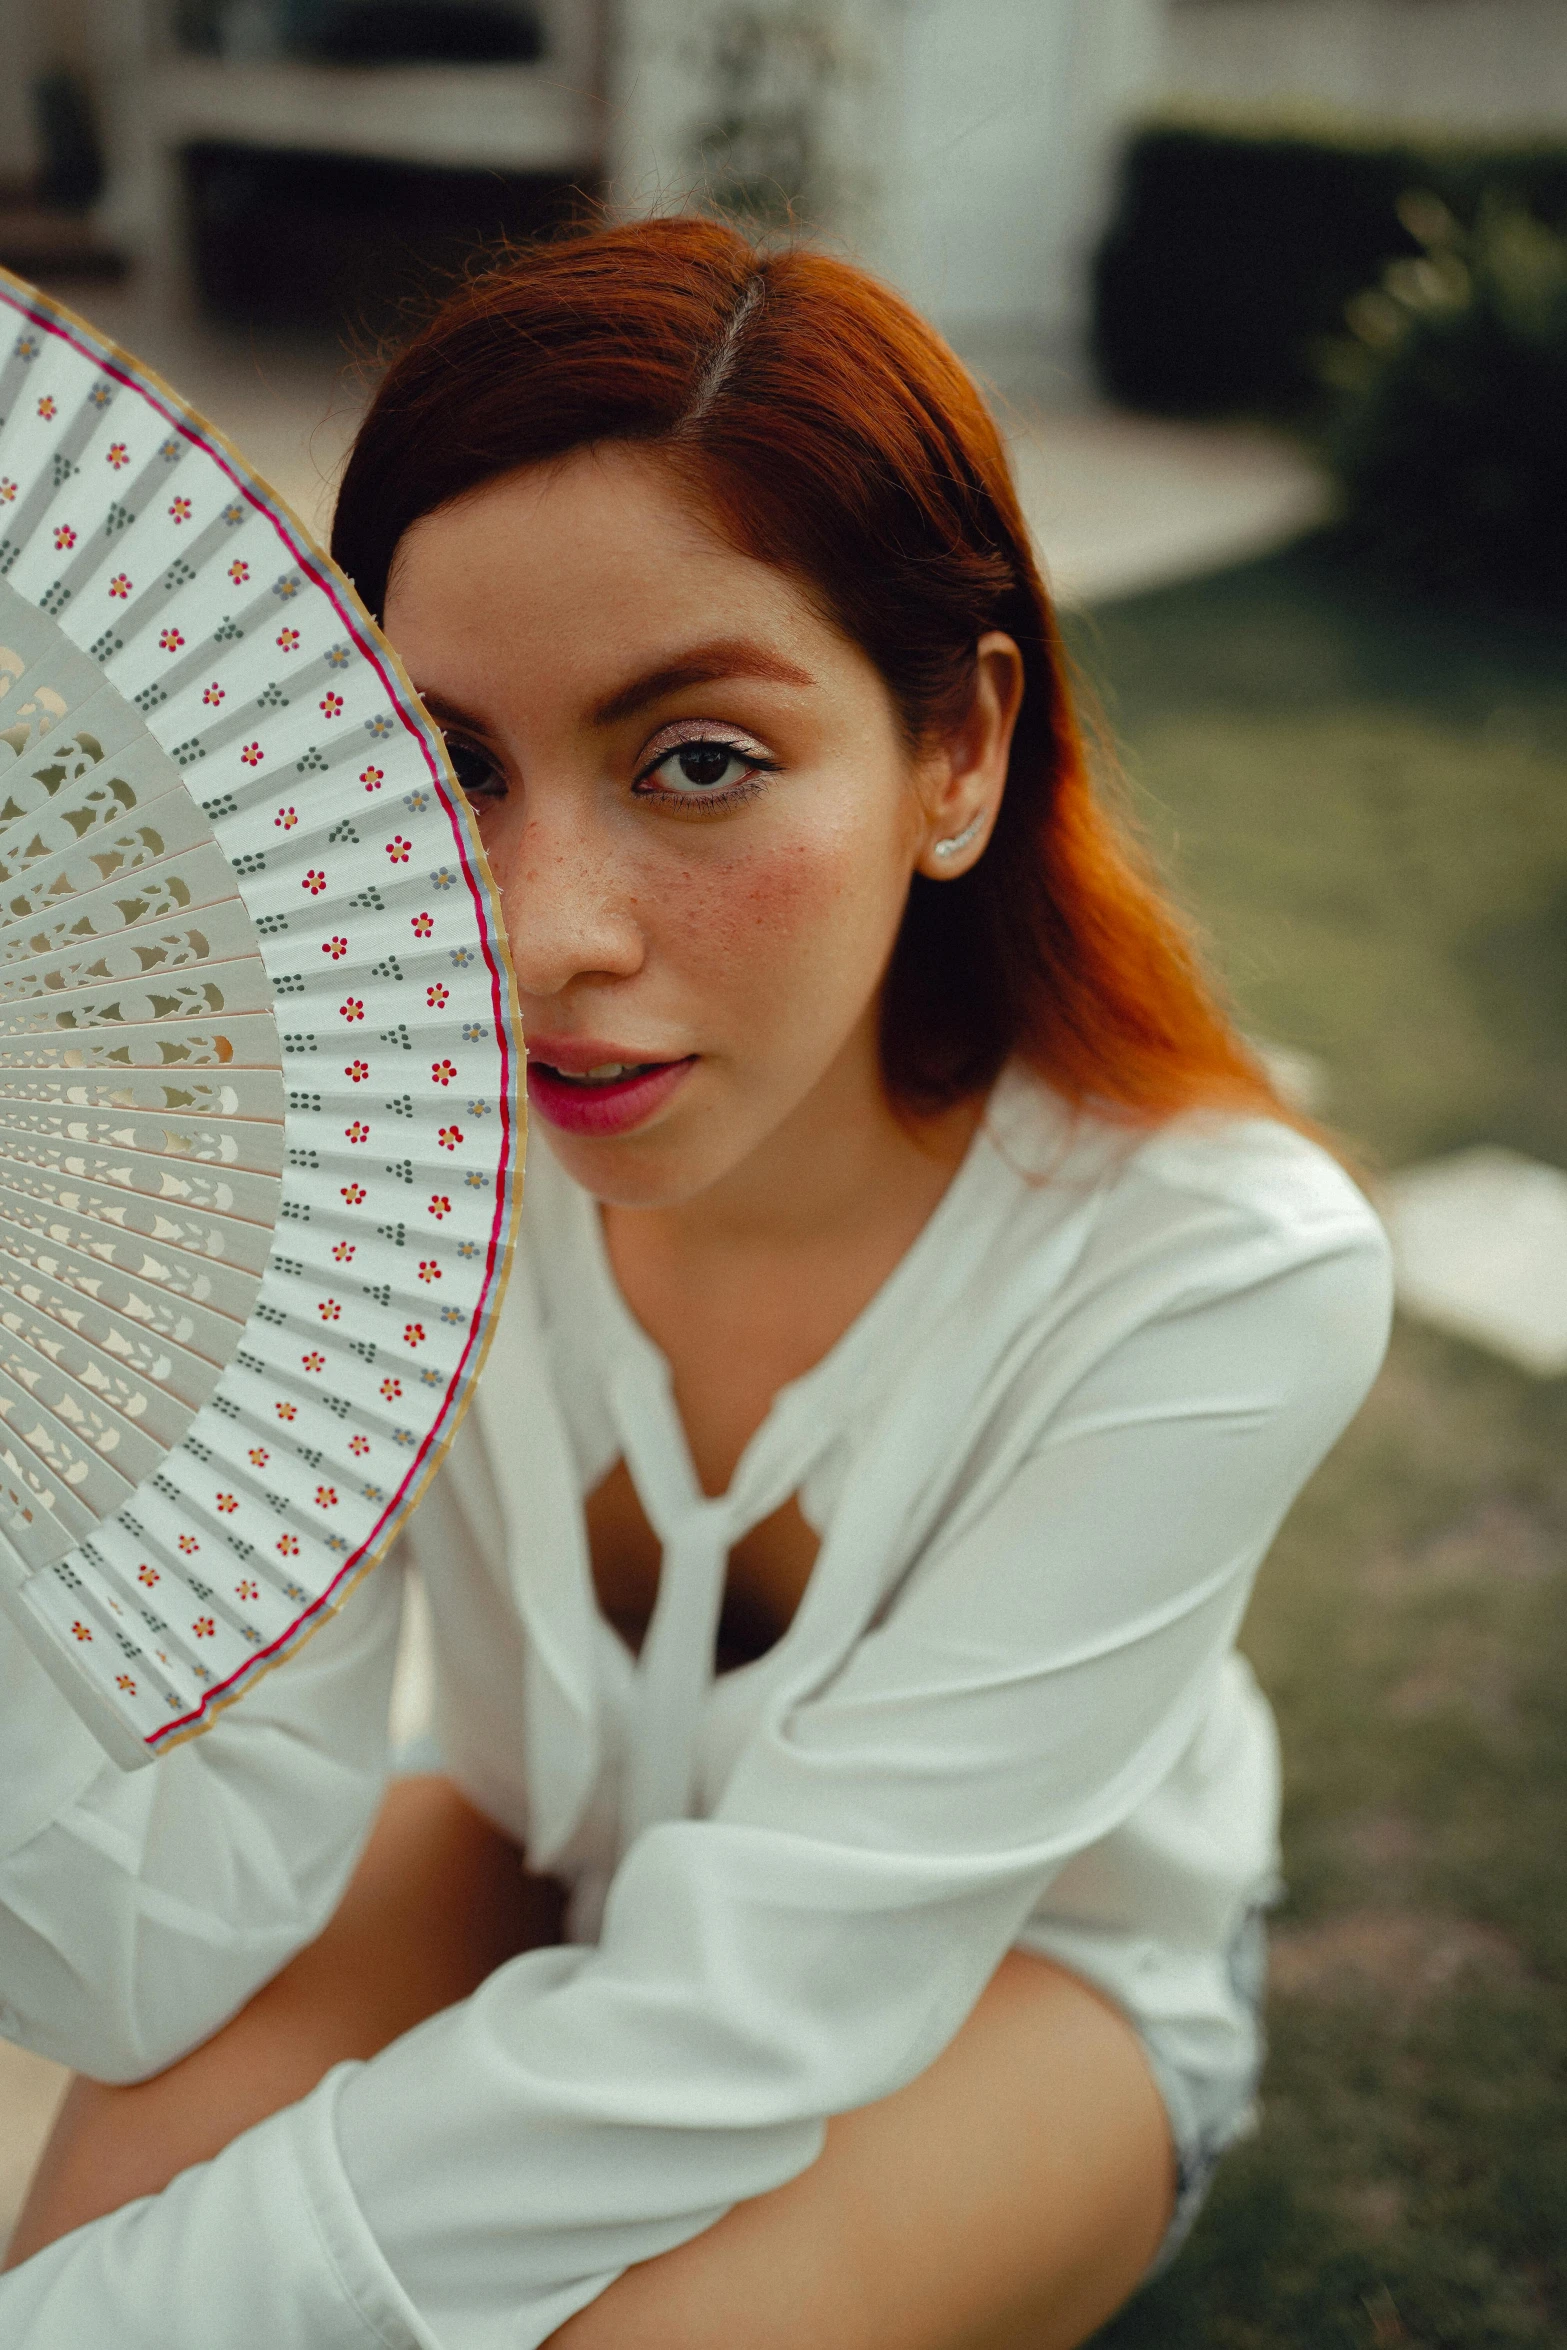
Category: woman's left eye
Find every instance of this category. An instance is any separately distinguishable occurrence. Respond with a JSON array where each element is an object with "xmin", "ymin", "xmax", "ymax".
[{"xmin": 635, "ymin": 736, "xmax": 773, "ymax": 802}]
